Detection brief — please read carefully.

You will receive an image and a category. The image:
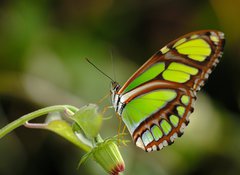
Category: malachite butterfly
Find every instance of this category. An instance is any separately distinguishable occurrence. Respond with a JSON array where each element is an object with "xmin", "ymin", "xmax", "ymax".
[{"xmin": 111, "ymin": 30, "xmax": 225, "ymax": 152}]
